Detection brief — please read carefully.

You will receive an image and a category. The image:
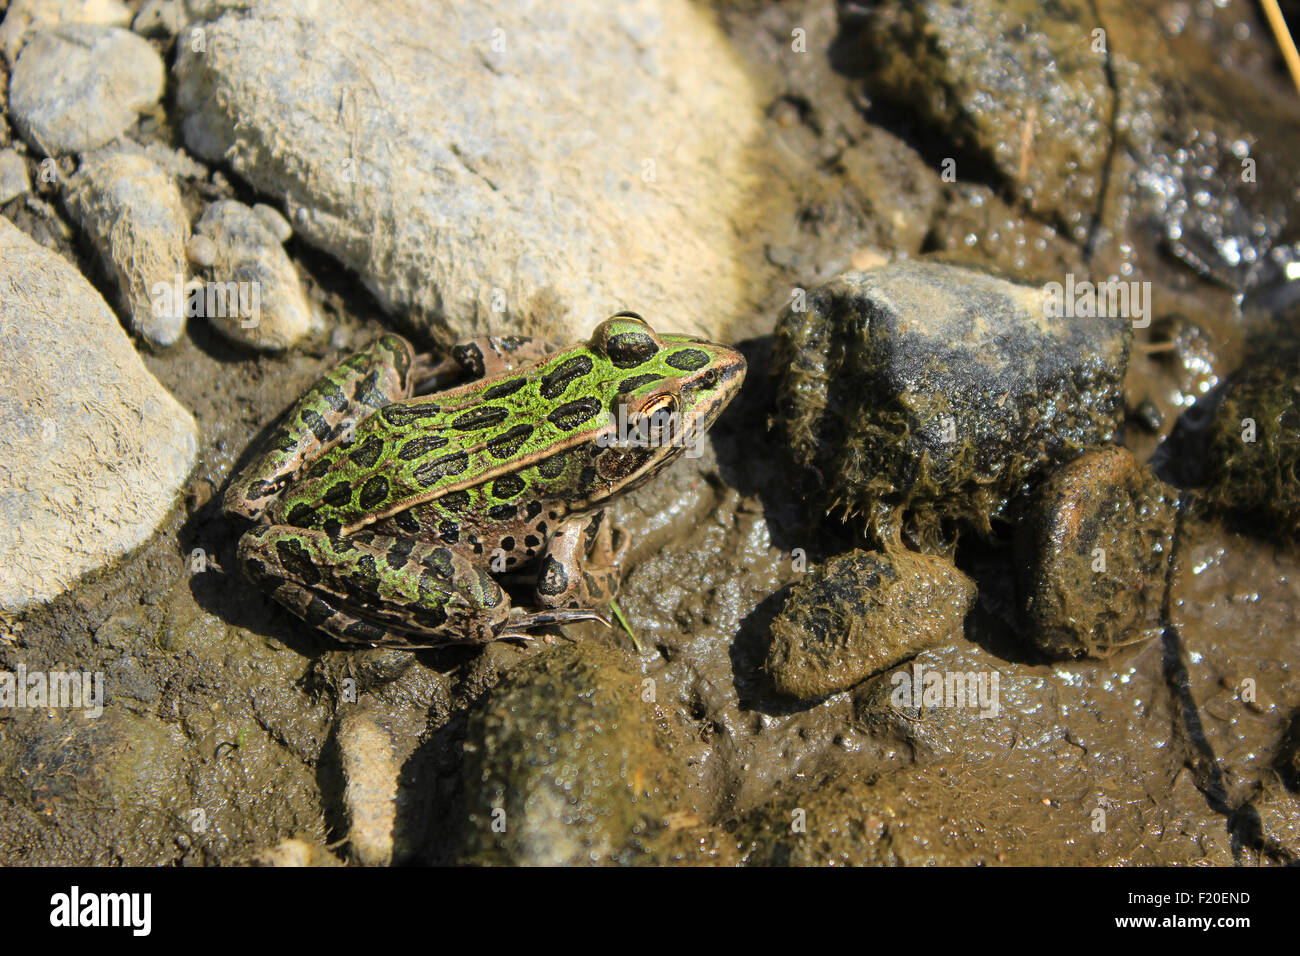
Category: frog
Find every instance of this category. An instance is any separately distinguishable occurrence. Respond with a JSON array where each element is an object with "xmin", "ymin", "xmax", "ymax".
[{"xmin": 223, "ymin": 313, "xmax": 746, "ymax": 648}]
